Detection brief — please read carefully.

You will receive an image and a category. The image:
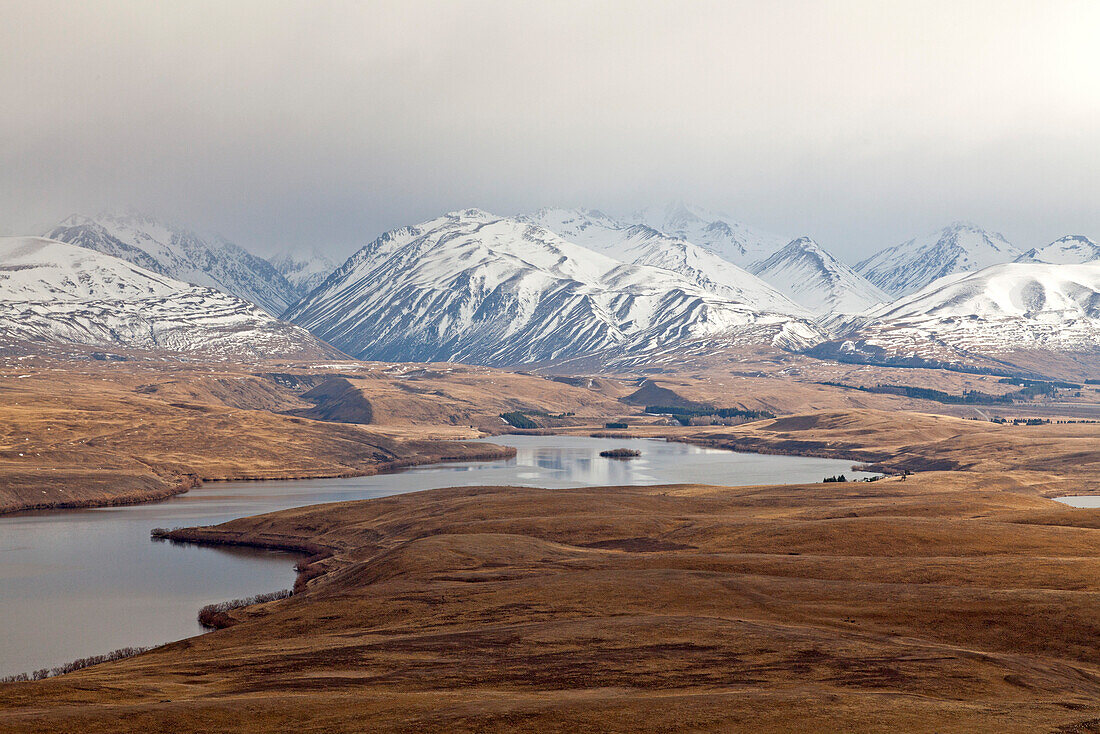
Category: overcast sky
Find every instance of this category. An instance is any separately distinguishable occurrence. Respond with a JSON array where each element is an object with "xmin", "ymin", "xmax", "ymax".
[{"xmin": 1, "ymin": 0, "xmax": 1097, "ymax": 261}]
